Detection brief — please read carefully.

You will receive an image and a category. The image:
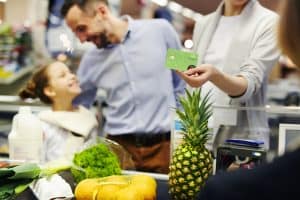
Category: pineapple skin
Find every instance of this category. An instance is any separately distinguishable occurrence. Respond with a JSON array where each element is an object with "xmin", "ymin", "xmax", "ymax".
[{"xmin": 169, "ymin": 144, "xmax": 213, "ymax": 200}]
